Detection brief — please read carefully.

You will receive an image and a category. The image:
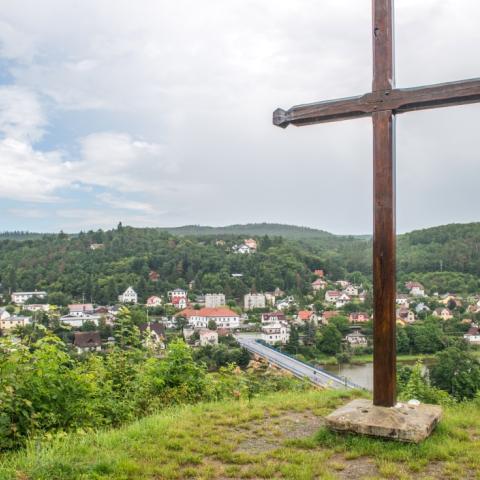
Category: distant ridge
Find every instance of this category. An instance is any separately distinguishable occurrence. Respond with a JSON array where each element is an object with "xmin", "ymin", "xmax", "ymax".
[
  {"xmin": 1, "ymin": 221, "xmax": 480, "ymax": 242},
  {"xmin": 156, "ymin": 223, "xmax": 336, "ymax": 239}
]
